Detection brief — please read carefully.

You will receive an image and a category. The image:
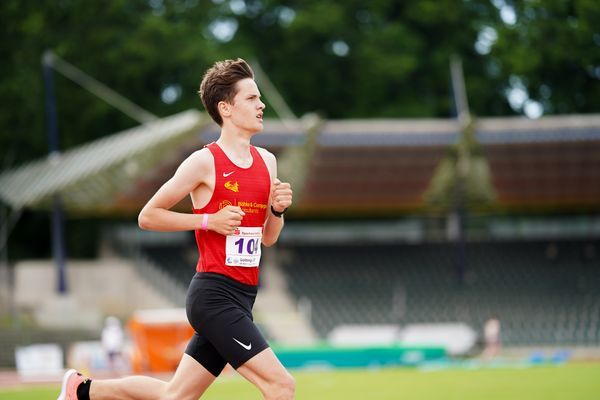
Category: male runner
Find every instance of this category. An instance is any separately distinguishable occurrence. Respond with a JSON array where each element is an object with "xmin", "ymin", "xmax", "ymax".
[{"xmin": 57, "ymin": 58, "xmax": 295, "ymax": 400}]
